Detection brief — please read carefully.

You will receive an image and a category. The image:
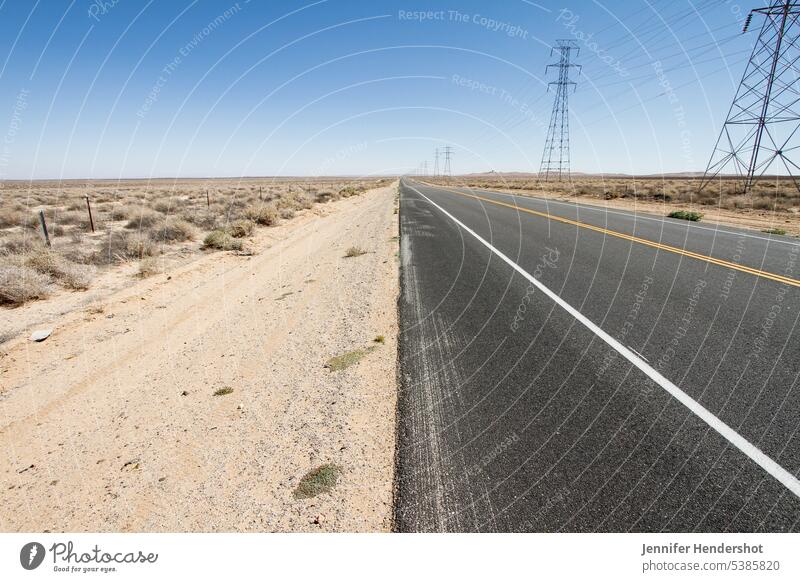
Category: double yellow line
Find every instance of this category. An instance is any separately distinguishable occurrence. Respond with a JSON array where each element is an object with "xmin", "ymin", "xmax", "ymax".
[{"xmin": 423, "ymin": 183, "xmax": 800, "ymax": 289}]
